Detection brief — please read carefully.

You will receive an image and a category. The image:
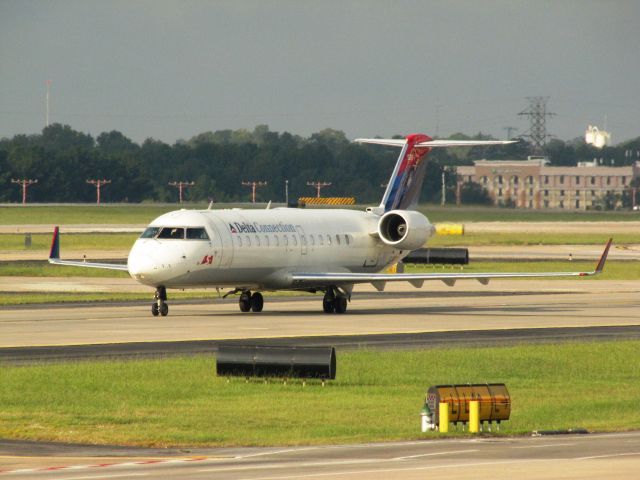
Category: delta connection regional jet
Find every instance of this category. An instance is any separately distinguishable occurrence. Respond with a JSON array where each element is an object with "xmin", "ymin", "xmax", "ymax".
[{"xmin": 49, "ymin": 133, "xmax": 612, "ymax": 316}]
